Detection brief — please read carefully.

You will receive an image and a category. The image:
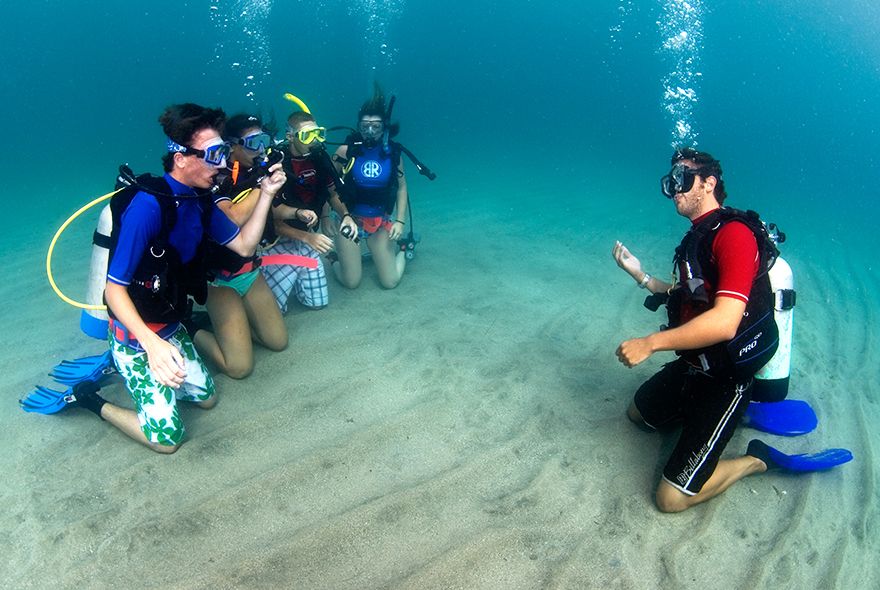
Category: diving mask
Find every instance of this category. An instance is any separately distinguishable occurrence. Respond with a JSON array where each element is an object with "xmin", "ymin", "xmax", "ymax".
[
  {"xmin": 289, "ymin": 126, "xmax": 326, "ymax": 145},
  {"xmin": 660, "ymin": 163, "xmax": 710, "ymax": 199},
  {"xmin": 359, "ymin": 120, "xmax": 384, "ymax": 139},
  {"xmin": 236, "ymin": 131, "xmax": 272, "ymax": 153},
  {"xmin": 167, "ymin": 138, "xmax": 230, "ymax": 167}
]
